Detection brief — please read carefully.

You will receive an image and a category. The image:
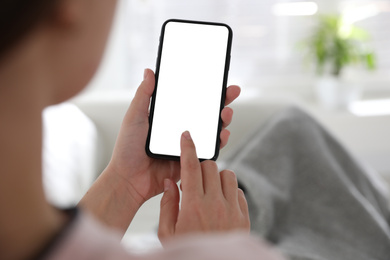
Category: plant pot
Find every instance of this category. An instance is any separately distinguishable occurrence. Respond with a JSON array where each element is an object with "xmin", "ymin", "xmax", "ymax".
[{"xmin": 315, "ymin": 76, "xmax": 361, "ymax": 110}]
